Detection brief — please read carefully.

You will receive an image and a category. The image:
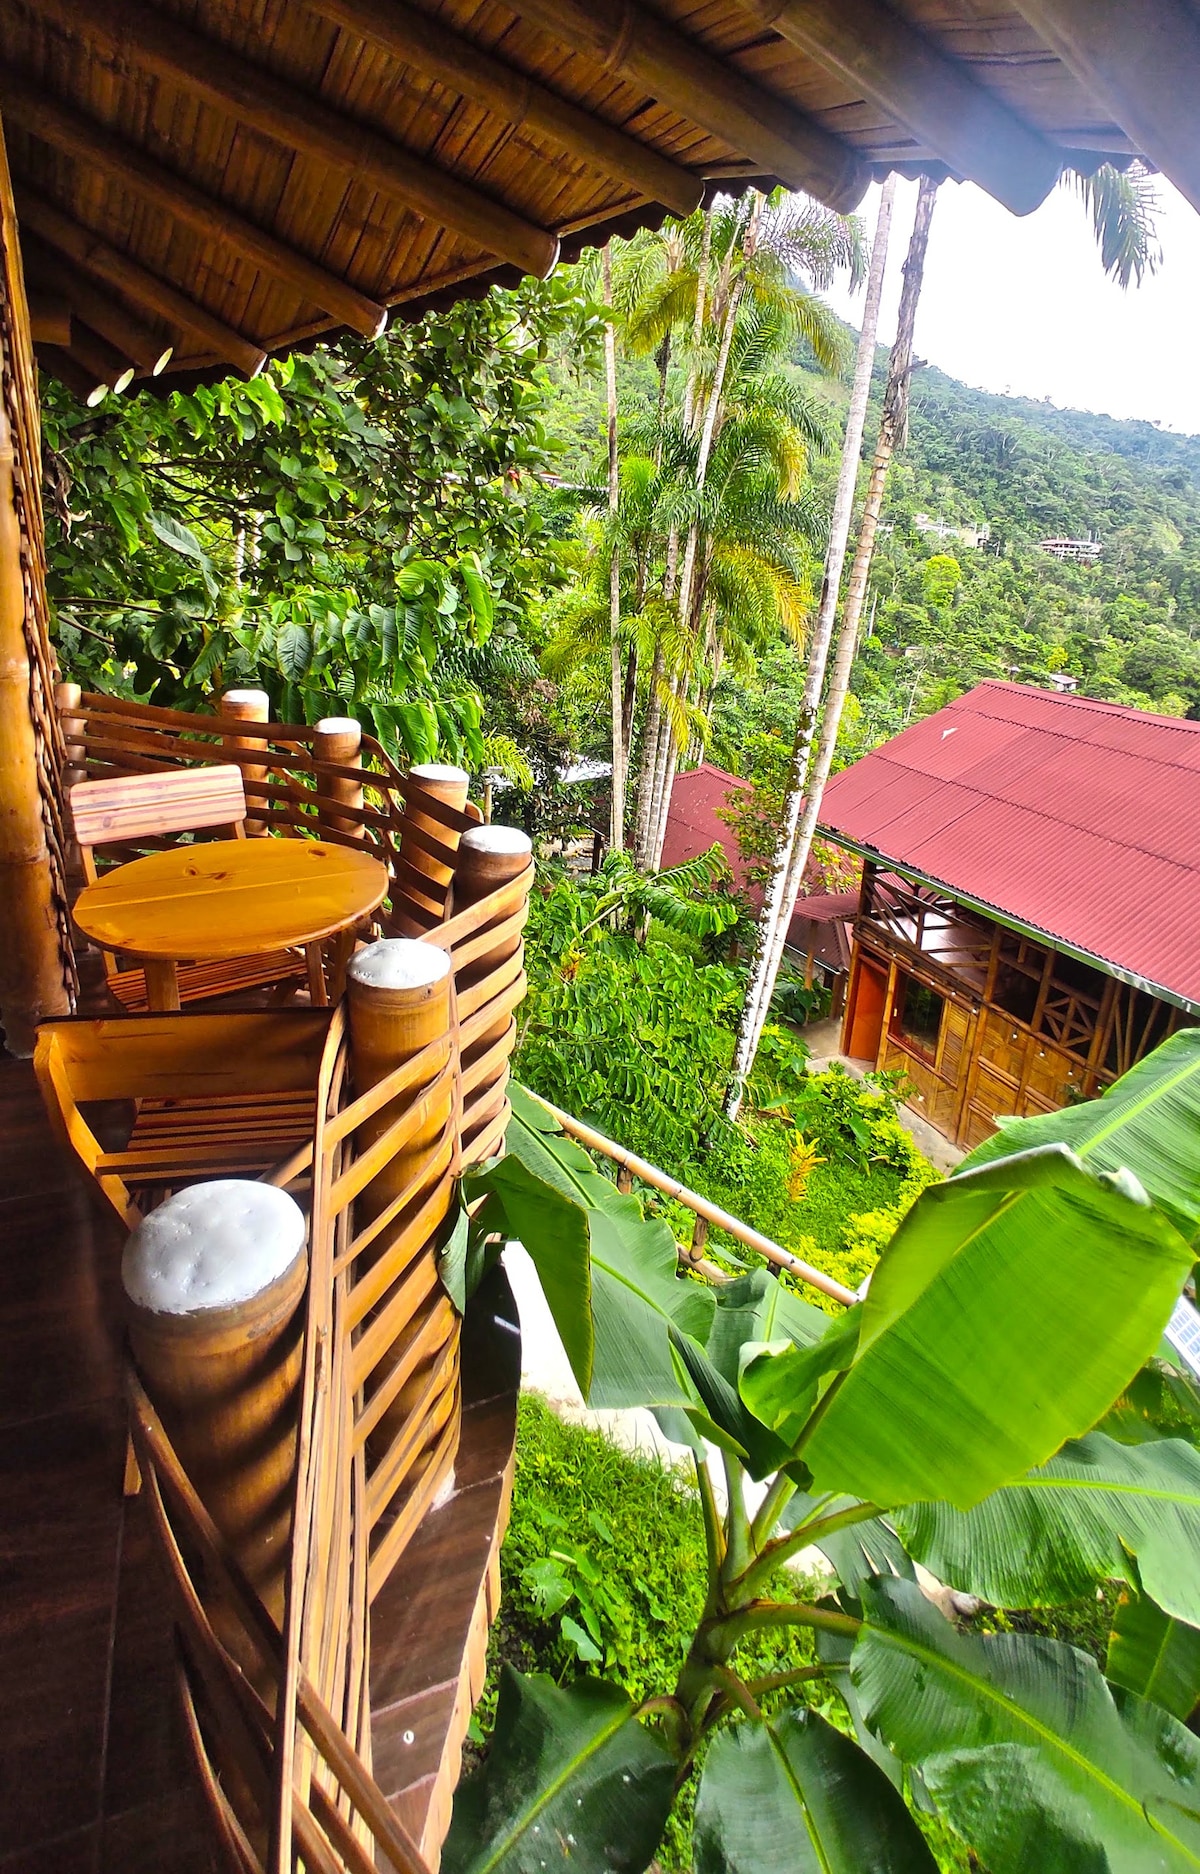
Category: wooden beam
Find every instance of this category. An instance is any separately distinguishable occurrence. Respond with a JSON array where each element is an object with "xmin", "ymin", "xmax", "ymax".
[
  {"xmin": 307, "ymin": 0, "xmax": 703, "ymax": 218},
  {"xmin": 35, "ymin": 342, "xmax": 105, "ymax": 403},
  {"xmin": 48, "ymin": 0, "xmax": 558, "ymax": 279},
  {"xmin": 0, "ymin": 76, "xmax": 388, "ymax": 336},
  {"xmin": 27, "ymin": 289, "xmax": 70, "ymax": 346},
  {"xmin": 738, "ymin": 0, "xmax": 1062, "ymax": 216},
  {"xmin": 1011, "ymin": 0, "xmax": 1200, "ymax": 215},
  {"xmin": 67, "ymin": 321, "xmax": 136, "ymax": 394},
  {"xmin": 498, "ymin": 0, "xmax": 868, "ymax": 210},
  {"xmin": 13, "ymin": 186, "xmax": 268, "ymax": 378},
  {"xmin": 23, "ymin": 238, "xmax": 172, "ymax": 373}
]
